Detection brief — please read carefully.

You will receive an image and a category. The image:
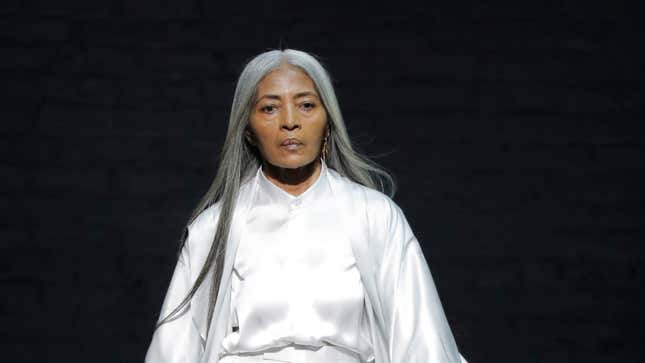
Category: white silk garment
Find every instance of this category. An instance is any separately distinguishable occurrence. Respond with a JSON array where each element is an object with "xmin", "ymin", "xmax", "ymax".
[
  {"xmin": 145, "ymin": 158, "xmax": 469, "ymax": 363},
  {"xmin": 219, "ymin": 160, "xmax": 374, "ymax": 362}
]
